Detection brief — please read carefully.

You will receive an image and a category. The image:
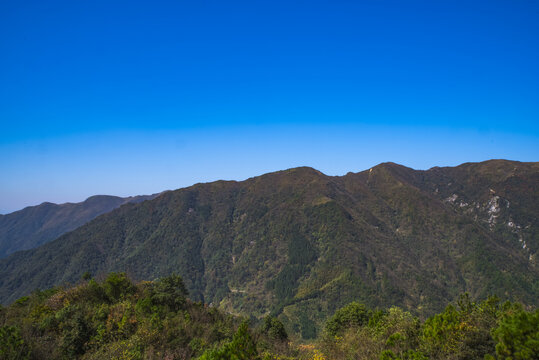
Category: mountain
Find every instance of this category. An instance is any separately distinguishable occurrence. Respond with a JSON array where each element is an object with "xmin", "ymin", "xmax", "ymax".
[
  {"xmin": 0, "ymin": 194, "xmax": 160, "ymax": 258},
  {"xmin": 0, "ymin": 160, "xmax": 537, "ymax": 339}
]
